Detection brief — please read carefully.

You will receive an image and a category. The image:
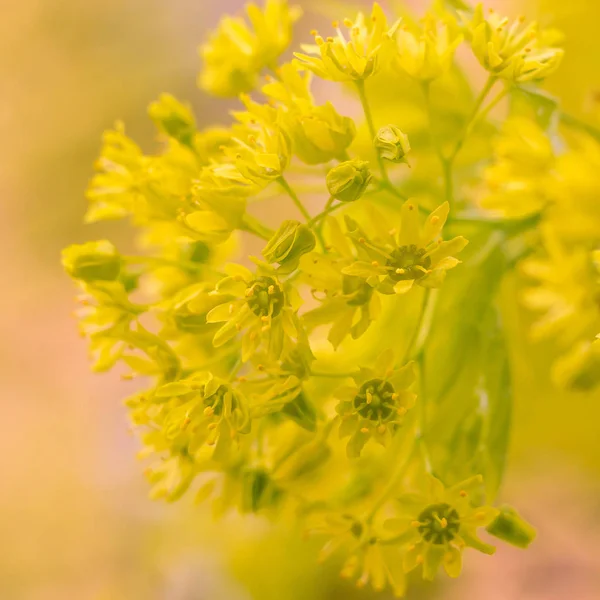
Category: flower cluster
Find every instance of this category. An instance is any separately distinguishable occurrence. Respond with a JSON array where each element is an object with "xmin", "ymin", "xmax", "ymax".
[{"xmin": 61, "ymin": 0, "xmax": 594, "ymax": 596}]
